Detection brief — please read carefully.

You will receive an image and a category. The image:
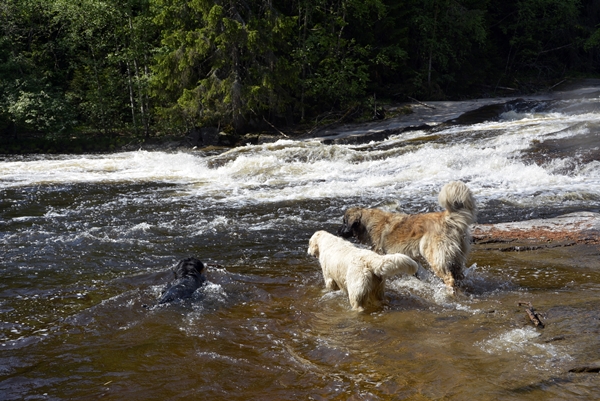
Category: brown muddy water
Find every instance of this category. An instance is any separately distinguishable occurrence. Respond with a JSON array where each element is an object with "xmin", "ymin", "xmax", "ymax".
[{"xmin": 2, "ymin": 88, "xmax": 600, "ymax": 400}]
